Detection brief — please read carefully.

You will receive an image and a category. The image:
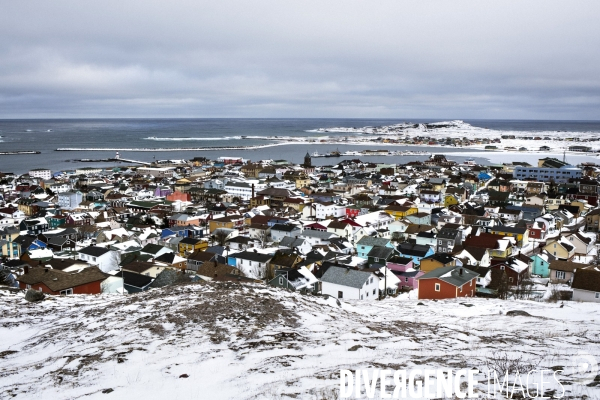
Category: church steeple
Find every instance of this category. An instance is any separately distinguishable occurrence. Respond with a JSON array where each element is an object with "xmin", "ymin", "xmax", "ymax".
[{"xmin": 303, "ymin": 152, "xmax": 312, "ymax": 168}]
